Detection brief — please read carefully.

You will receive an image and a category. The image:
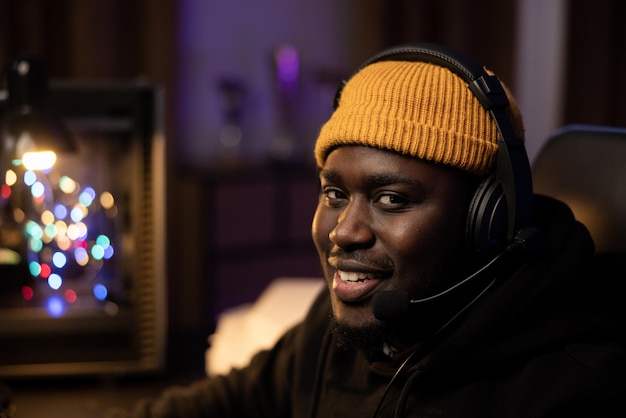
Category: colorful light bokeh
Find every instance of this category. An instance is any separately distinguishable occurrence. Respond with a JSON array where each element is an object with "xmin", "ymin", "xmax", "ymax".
[{"xmin": 2, "ymin": 165, "xmax": 119, "ymax": 317}]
